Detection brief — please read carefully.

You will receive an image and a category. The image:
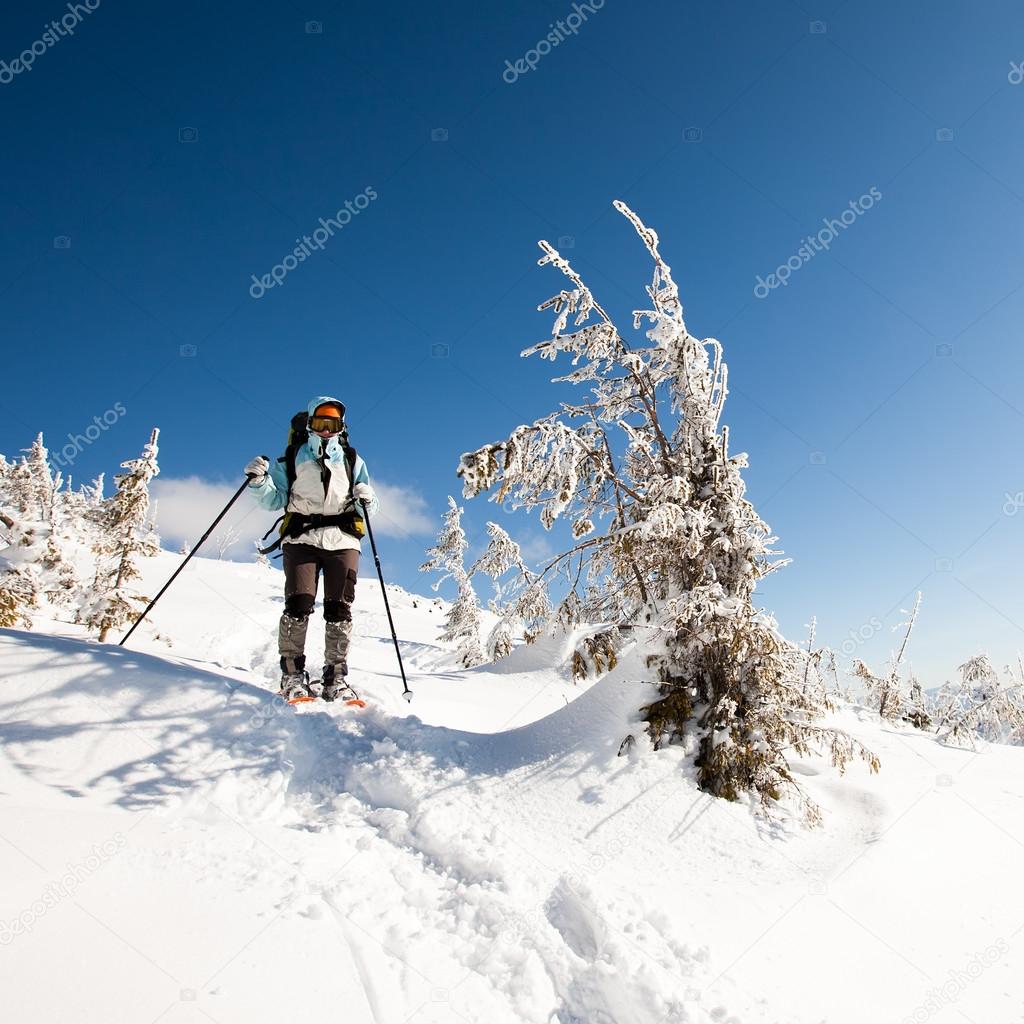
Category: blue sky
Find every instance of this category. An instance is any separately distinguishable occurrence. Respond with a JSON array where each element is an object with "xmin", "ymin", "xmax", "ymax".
[{"xmin": 2, "ymin": 0, "xmax": 1024, "ymax": 685}]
